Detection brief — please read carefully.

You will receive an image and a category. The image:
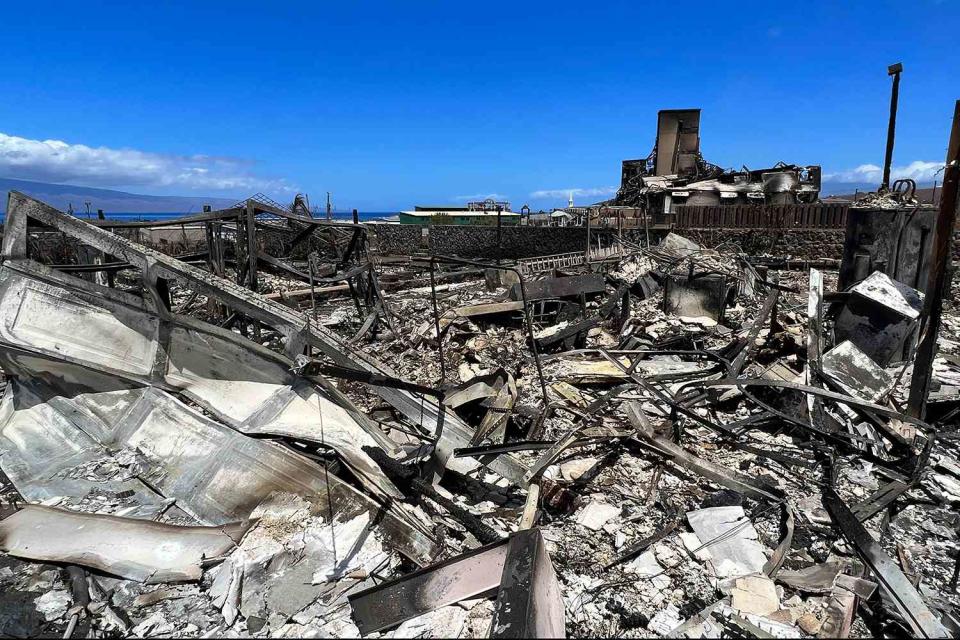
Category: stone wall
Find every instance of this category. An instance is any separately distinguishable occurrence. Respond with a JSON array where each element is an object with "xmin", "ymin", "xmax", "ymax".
[
  {"xmin": 368, "ymin": 223, "xmax": 960, "ymax": 263},
  {"xmin": 679, "ymin": 228, "xmax": 847, "ymax": 260},
  {"xmin": 367, "ymin": 223, "xmax": 426, "ymax": 255},
  {"xmin": 366, "ymin": 223, "xmax": 619, "ymax": 259}
]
